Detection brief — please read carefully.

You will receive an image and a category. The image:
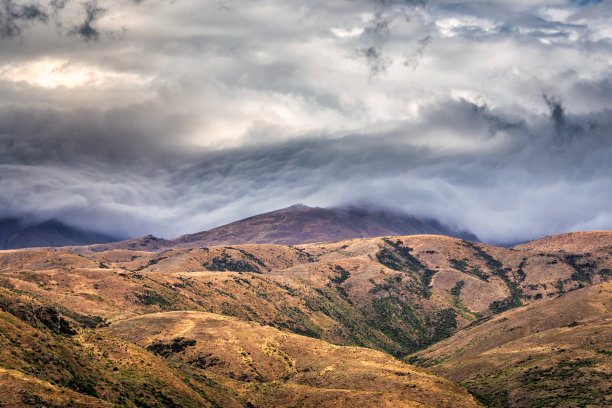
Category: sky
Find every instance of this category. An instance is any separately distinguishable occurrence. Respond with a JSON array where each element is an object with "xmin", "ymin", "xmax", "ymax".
[{"xmin": 1, "ymin": 0, "xmax": 611, "ymax": 244}]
